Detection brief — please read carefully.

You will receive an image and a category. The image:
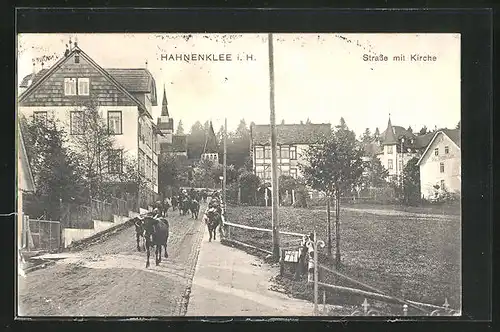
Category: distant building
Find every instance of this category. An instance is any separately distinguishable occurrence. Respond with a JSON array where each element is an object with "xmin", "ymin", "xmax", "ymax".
[
  {"xmin": 17, "ymin": 43, "xmax": 160, "ymax": 208},
  {"xmin": 375, "ymin": 117, "xmax": 434, "ymax": 181},
  {"xmin": 201, "ymin": 121, "xmax": 219, "ymax": 163},
  {"xmin": 250, "ymin": 123, "xmax": 331, "ymax": 183},
  {"xmin": 156, "ymin": 86, "xmax": 175, "ymax": 152},
  {"xmin": 416, "ymin": 129, "xmax": 461, "ymax": 199}
]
